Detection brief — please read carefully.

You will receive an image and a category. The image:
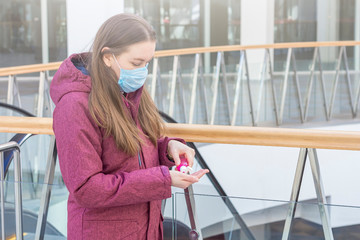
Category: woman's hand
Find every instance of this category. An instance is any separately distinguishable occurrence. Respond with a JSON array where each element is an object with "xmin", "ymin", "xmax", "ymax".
[
  {"xmin": 170, "ymin": 169, "xmax": 209, "ymax": 189},
  {"xmin": 167, "ymin": 140, "xmax": 195, "ymax": 167}
]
